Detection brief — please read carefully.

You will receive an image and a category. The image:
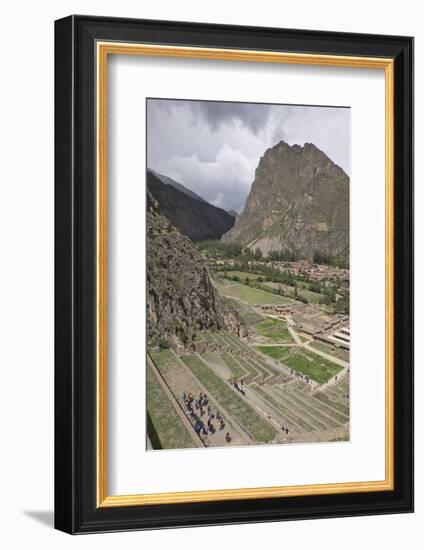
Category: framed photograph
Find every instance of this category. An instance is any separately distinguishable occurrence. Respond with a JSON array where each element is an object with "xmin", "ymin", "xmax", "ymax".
[{"xmin": 54, "ymin": 15, "xmax": 413, "ymax": 534}]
